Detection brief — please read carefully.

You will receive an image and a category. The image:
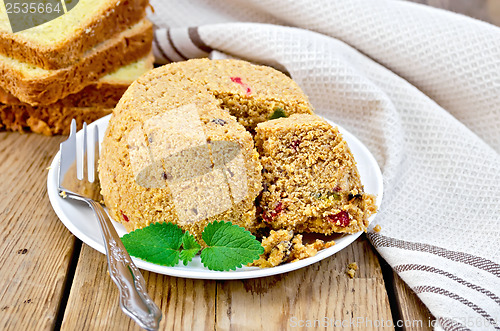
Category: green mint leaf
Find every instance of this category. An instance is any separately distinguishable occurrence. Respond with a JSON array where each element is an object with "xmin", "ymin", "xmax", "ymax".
[
  {"xmin": 269, "ymin": 107, "xmax": 287, "ymax": 120},
  {"xmin": 179, "ymin": 231, "xmax": 201, "ymax": 266},
  {"xmin": 200, "ymin": 221, "xmax": 264, "ymax": 271},
  {"xmin": 122, "ymin": 222, "xmax": 184, "ymax": 267}
]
